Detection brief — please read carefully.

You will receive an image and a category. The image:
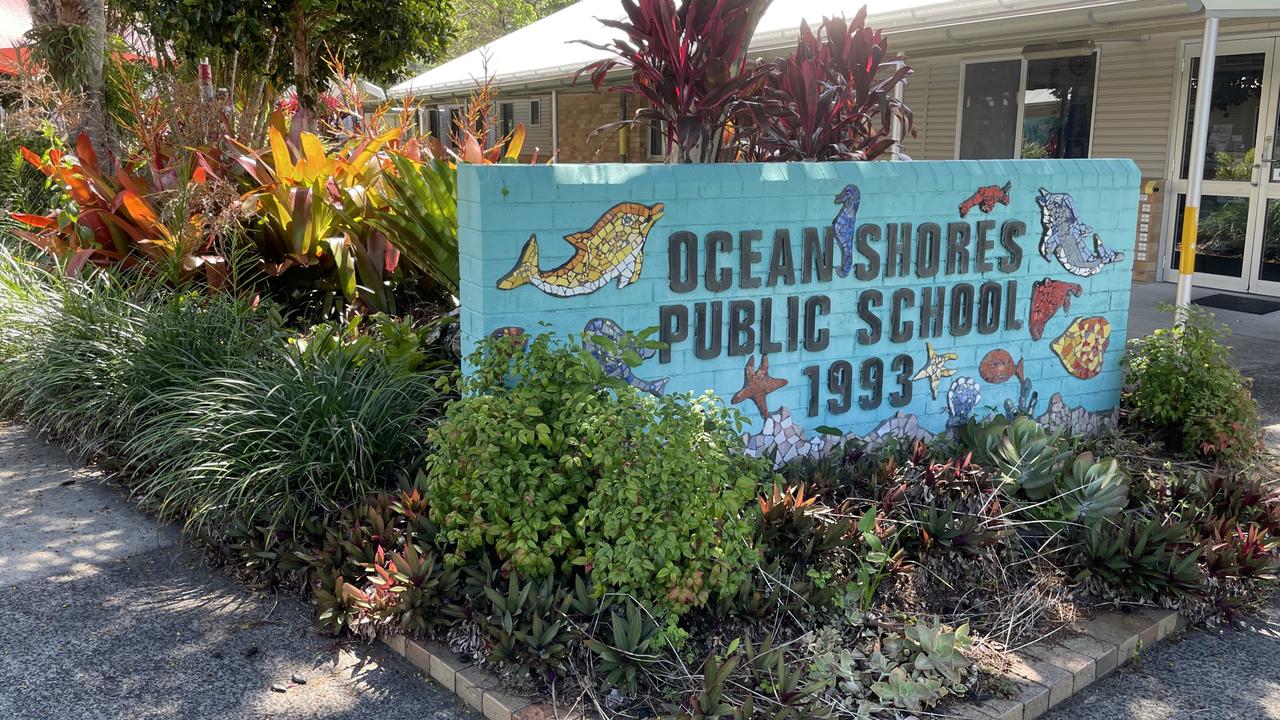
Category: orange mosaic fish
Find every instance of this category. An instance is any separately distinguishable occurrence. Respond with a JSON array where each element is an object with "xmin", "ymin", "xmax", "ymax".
[
  {"xmin": 1029, "ymin": 278, "xmax": 1083, "ymax": 341},
  {"xmin": 979, "ymin": 349, "xmax": 1024, "ymax": 384},
  {"xmin": 1052, "ymin": 316, "xmax": 1111, "ymax": 380},
  {"xmin": 496, "ymin": 202, "xmax": 665, "ymax": 297}
]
